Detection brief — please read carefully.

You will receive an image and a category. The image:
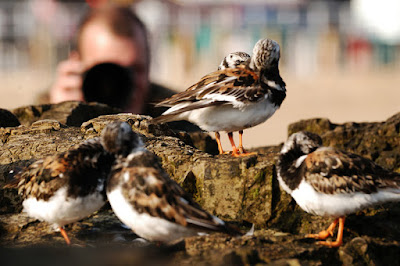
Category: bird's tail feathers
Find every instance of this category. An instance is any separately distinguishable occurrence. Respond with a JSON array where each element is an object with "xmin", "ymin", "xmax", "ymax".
[
  {"xmin": 150, "ymin": 114, "xmax": 179, "ymax": 124},
  {"xmin": 3, "ymin": 168, "xmax": 23, "ymax": 189}
]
